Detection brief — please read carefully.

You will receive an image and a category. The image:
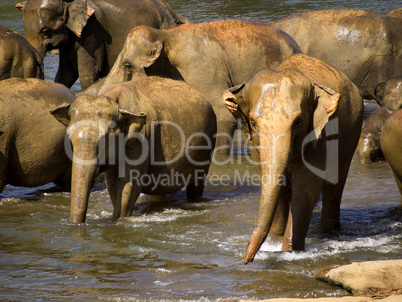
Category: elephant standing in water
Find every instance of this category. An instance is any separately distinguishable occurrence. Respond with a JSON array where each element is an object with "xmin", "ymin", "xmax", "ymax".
[
  {"xmin": 263, "ymin": 8, "xmax": 402, "ymax": 99},
  {"xmin": 89, "ymin": 20, "xmax": 302, "ymax": 153},
  {"xmin": 51, "ymin": 77, "xmax": 216, "ymax": 223},
  {"xmin": 355, "ymin": 108, "xmax": 391, "ymax": 164},
  {"xmin": 0, "ymin": 78, "xmax": 76, "ymax": 193},
  {"xmin": 381, "ymin": 109, "xmax": 402, "ymax": 196},
  {"xmin": 223, "ymin": 54, "xmax": 363, "ymax": 262},
  {"xmin": 374, "ymin": 77, "xmax": 402, "ymax": 112},
  {"xmin": 17, "ymin": 0, "xmax": 188, "ymax": 90},
  {"xmin": 356, "ymin": 77, "xmax": 402, "ymax": 164},
  {"xmin": 0, "ymin": 26, "xmax": 43, "ymax": 80}
]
